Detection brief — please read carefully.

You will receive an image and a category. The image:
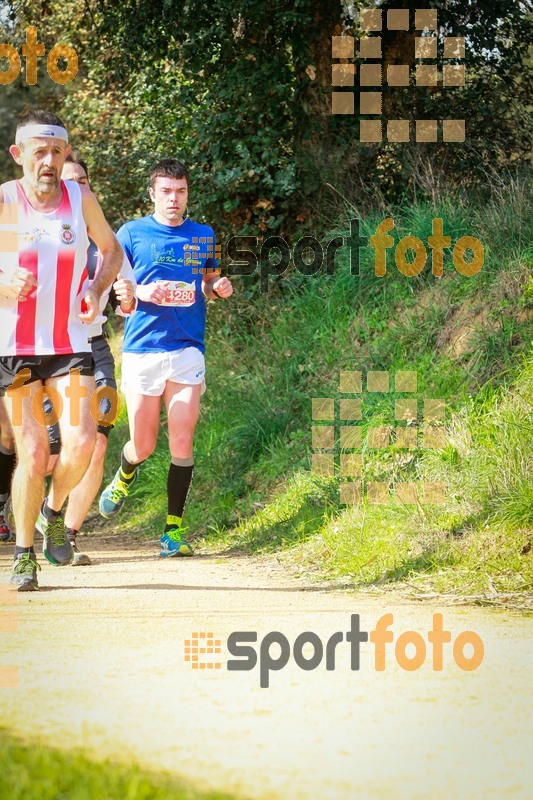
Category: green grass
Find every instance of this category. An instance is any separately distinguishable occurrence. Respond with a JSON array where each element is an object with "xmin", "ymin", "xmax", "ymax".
[
  {"xmin": 0, "ymin": 730, "xmax": 237, "ymax": 800},
  {"xmin": 103, "ymin": 182, "xmax": 533, "ymax": 604}
]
